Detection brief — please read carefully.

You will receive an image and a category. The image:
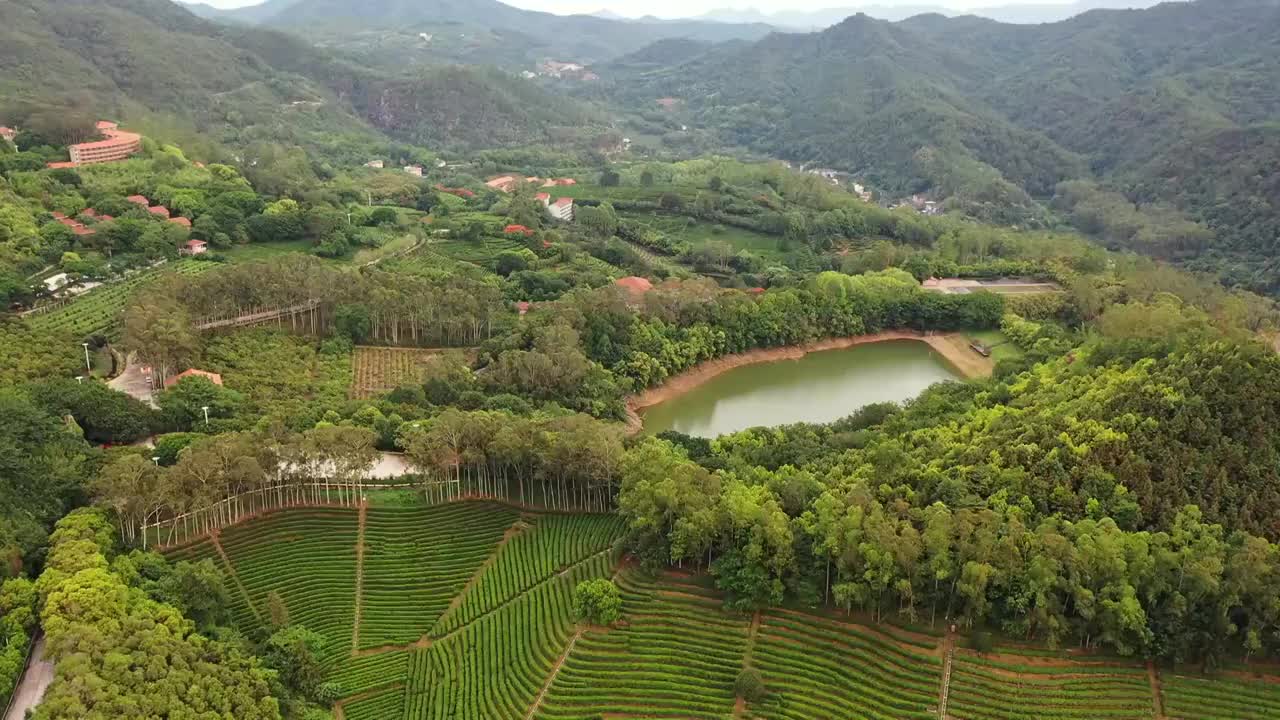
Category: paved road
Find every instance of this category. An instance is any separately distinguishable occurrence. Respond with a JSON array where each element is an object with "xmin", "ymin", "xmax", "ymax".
[
  {"xmin": 107, "ymin": 352, "xmax": 156, "ymax": 408},
  {"xmin": 4, "ymin": 637, "xmax": 53, "ymax": 720}
]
